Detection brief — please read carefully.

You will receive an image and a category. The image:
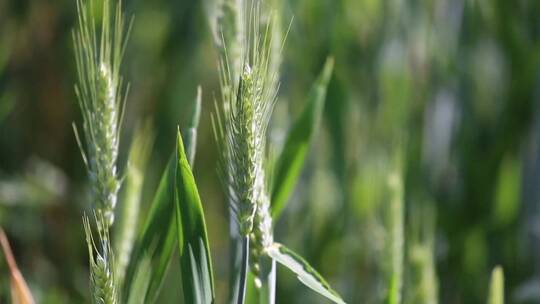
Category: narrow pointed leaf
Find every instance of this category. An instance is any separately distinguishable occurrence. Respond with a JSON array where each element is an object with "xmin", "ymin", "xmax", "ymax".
[
  {"xmin": 271, "ymin": 57, "xmax": 334, "ymax": 219},
  {"xmin": 488, "ymin": 266, "xmax": 504, "ymax": 304},
  {"xmin": 126, "ymin": 254, "xmax": 152, "ymax": 304},
  {"xmin": 267, "ymin": 243, "xmax": 345, "ymax": 304},
  {"xmin": 125, "ymin": 91, "xmax": 203, "ymax": 301},
  {"xmin": 174, "ymin": 131, "xmax": 215, "ymax": 304},
  {"xmin": 125, "ymin": 155, "xmax": 176, "ymax": 302}
]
